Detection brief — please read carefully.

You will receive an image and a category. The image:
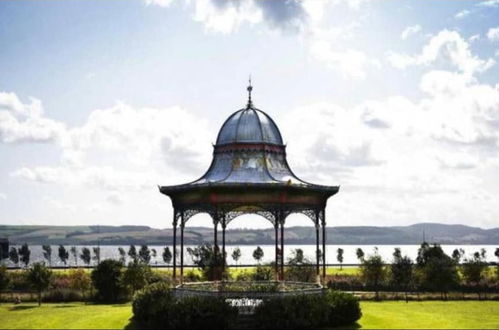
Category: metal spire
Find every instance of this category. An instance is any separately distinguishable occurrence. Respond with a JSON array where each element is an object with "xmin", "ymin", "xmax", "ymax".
[{"xmin": 247, "ymin": 75, "xmax": 253, "ymax": 107}]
